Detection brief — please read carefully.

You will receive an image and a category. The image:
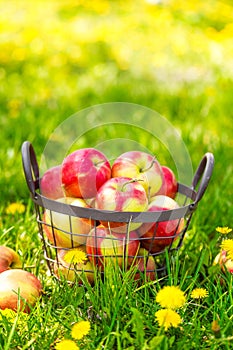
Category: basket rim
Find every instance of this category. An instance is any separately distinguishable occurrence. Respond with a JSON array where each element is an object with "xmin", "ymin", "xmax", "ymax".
[
  {"xmin": 31, "ymin": 181, "xmax": 196, "ymax": 223},
  {"xmin": 22, "ymin": 141, "xmax": 214, "ymax": 223}
]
